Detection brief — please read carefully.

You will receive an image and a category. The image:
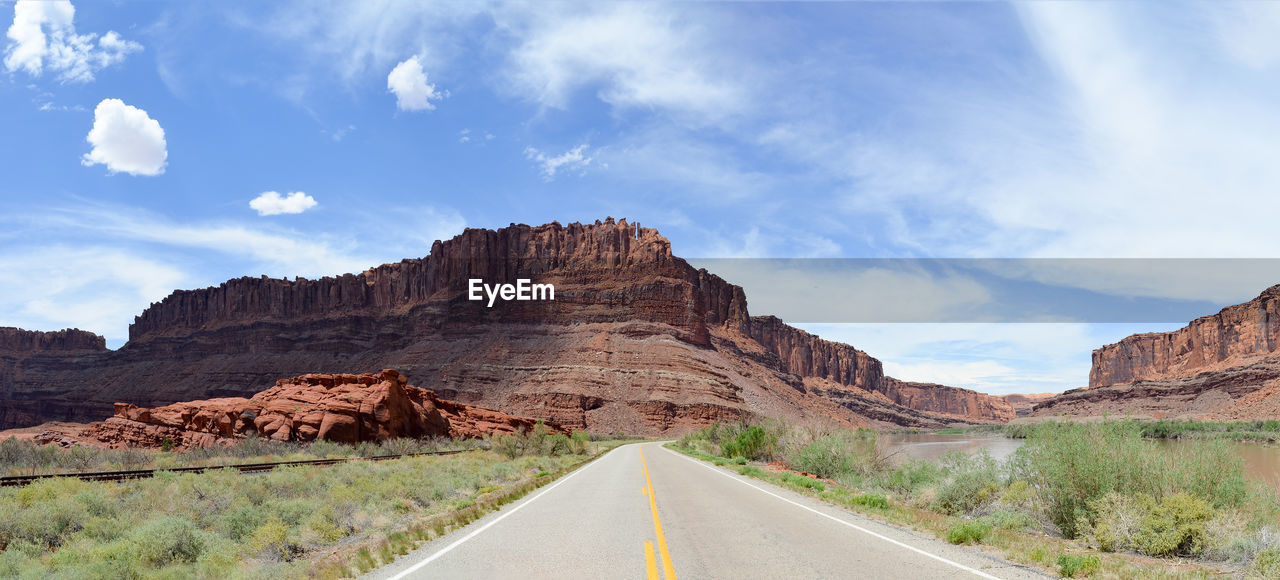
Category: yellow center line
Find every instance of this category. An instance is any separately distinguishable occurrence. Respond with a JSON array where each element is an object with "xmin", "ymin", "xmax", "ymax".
[
  {"xmin": 644, "ymin": 540, "xmax": 660, "ymax": 580},
  {"xmin": 640, "ymin": 447, "xmax": 678, "ymax": 580}
]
